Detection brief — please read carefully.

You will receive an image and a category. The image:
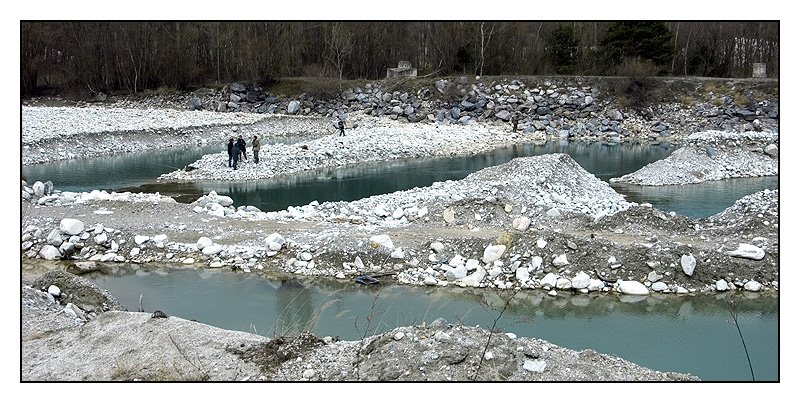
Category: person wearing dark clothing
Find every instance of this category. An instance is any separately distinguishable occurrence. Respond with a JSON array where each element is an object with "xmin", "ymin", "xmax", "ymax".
[
  {"xmin": 336, "ymin": 119, "xmax": 345, "ymax": 136},
  {"xmin": 227, "ymin": 138, "xmax": 235, "ymax": 167},
  {"xmin": 511, "ymin": 113, "xmax": 519, "ymax": 132},
  {"xmin": 231, "ymin": 143, "xmax": 242, "ymax": 170},
  {"xmin": 252, "ymin": 135, "xmax": 261, "ymax": 164},
  {"xmin": 236, "ymin": 135, "xmax": 247, "ymax": 160}
]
